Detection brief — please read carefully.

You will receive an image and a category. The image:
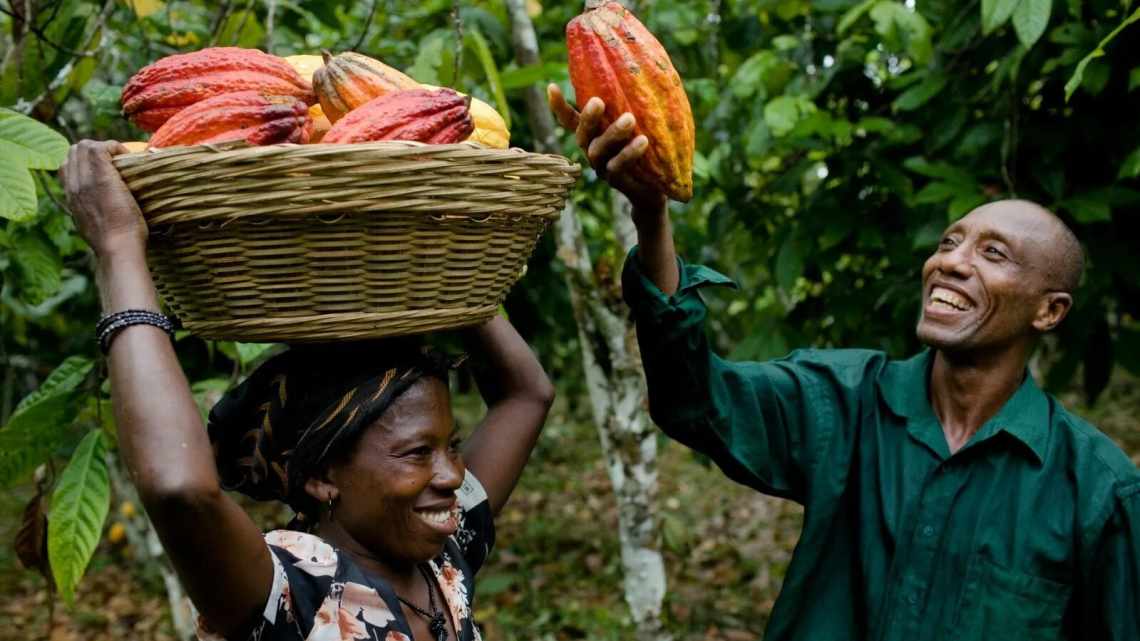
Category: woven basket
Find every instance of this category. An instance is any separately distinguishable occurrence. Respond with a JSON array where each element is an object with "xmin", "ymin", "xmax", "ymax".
[{"xmin": 112, "ymin": 141, "xmax": 580, "ymax": 342}]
